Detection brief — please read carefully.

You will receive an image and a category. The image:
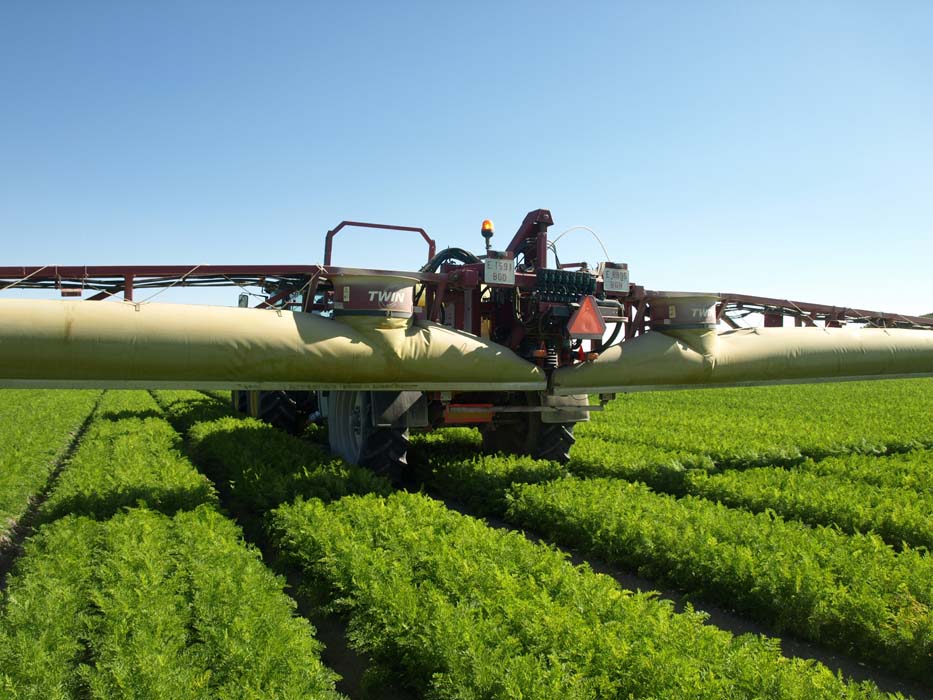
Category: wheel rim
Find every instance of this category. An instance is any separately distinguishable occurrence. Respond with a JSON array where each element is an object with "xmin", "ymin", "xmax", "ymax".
[
  {"xmin": 329, "ymin": 391, "xmax": 366, "ymax": 464},
  {"xmin": 347, "ymin": 392, "xmax": 364, "ymax": 462}
]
